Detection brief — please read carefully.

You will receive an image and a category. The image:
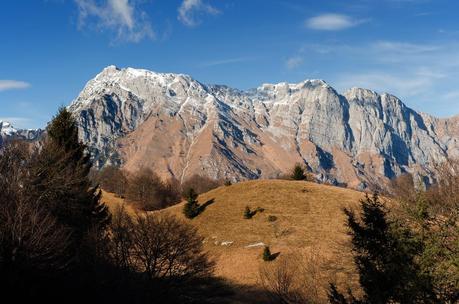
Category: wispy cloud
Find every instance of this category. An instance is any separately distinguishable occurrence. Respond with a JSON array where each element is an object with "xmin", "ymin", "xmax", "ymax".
[
  {"xmin": 75, "ymin": 0, "xmax": 154, "ymax": 43},
  {"xmin": 285, "ymin": 56, "xmax": 304, "ymax": 70},
  {"xmin": 305, "ymin": 14, "xmax": 367, "ymax": 31},
  {"xmin": 443, "ymin": 90, "xmax": 459, "ymax": 101},
  {"xmin": 372, "ymin": 41, "xmax": 441, "ymax": 54},
  {"xmin": 178, "ymin": 0, "xmax": 220, "ymax": 27},
  {"xmin": 0, "ymin": 80, "xmax": 30, "ymax": 92},
  {"xmin": 200, "ymin": 57, "xmax": 255, "ymax": 67},
  {"xmin": 286, "ymin": 39, "xmax": 459, "ymax": 115},
  {"xmin": 335, "ymin": 71, "xmax": 437, "ymax": 97}
]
